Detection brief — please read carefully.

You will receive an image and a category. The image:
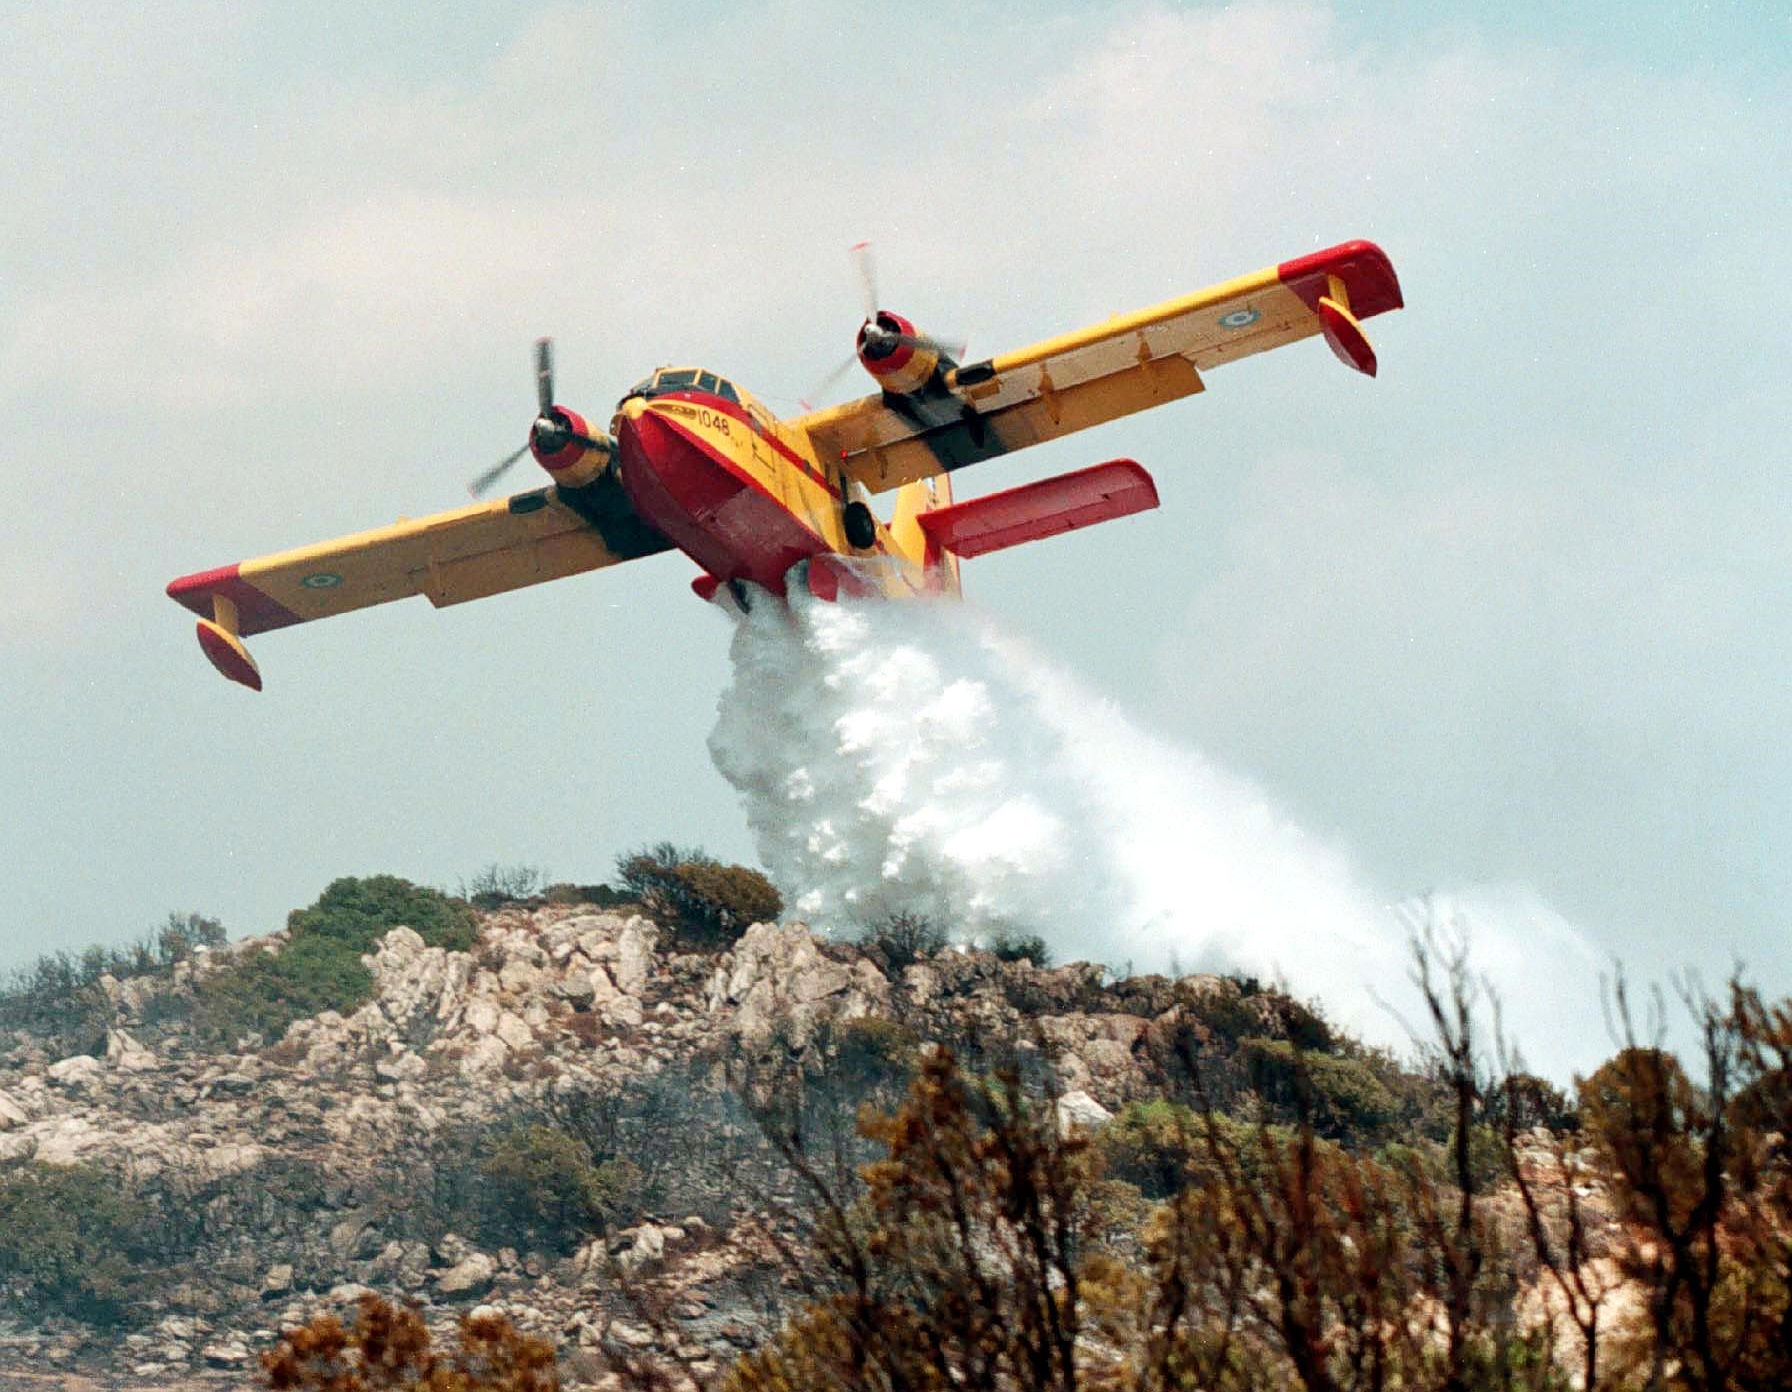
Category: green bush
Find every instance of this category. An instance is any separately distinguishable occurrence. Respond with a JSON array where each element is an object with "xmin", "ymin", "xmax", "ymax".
[
  {"xmin": 1239, "ymin": 1036, "xmax": 1400, "ymax": 1142},
  {"xmin": 0, "ymin": 1163, "xmax": 171, "ymax": 1325},
  {"xmin": 478, "ymin": 1124, "xmax": 640, "ymax": 1253},
  {"xmin": 986, "ymin": 930, "xmax": 1052, "ymax": 967},
  {"xmin": 543, "ymin": 882, "xmax": 633, "ymax": 908},
  {"xmin": 288, "ymin": 875, "xmax": 478, "ymax": 954},
  {"xmin": 184, "ymin": 875, "xmax": 465, "ymax": 1046},
  {"xmin": 1097, "ymin": 1100, "xmax": 1281, "ymax": 1199},
  {"xmin": 616, "ymin": 844, "xmax": 782, "ymax": 949},
  {"xmin": 1489, "ymin": 1070, "xmax": 1579, "ymax": 1133},
  {"xmin": 0, "ymin": 912, "xmax": 229, "ymax": 1055},
  {"xmin": 189, "ymin": 934, "xmax": 372, "ymax": 1045},
  {"xmin": 1184, "ymin": 978, "xmax": 1334, "ymax": 1053},
  {"xmin": 828, "ymin": 1016, "xmax": 920, "ymax": 1087}
]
